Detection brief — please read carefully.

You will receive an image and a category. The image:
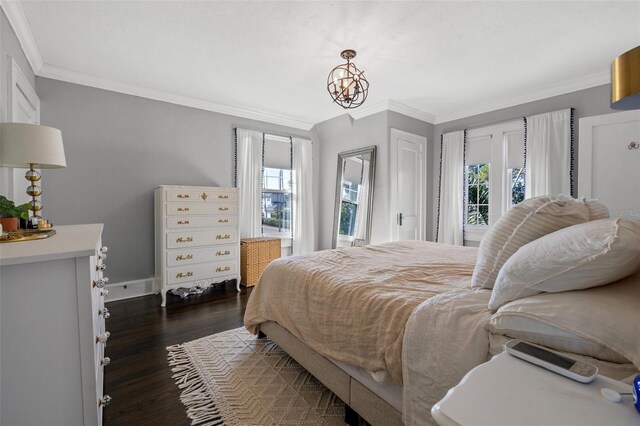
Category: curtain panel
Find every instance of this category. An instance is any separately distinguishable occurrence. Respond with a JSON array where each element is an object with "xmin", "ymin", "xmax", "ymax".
[
  {"xmin": 292, "ymin": 138, "xmax": 315, "ymax": 255},
  {"xmin": 524, "ymin": 108, "xmax": 573, "ymax": 199},
  {"xmin": 437, "ymin": 130, "xmax": 465, "ymax": 245},
  {"xmin": 235, "ymin": 128, "xmax": 263, "ymax": 239}
]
